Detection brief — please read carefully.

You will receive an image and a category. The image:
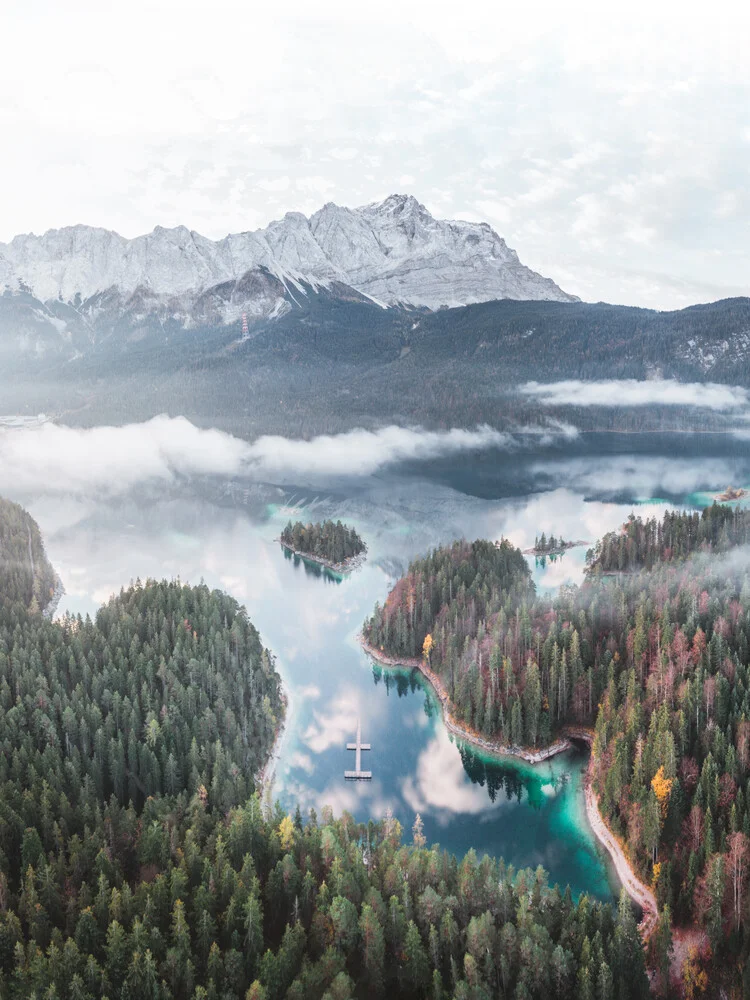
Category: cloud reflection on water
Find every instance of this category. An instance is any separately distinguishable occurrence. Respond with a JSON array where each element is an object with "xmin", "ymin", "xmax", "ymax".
[
  {"xmin": 401, "ymin": 733, "xmax": 510, "ymax": 823},
  {"xmin": 531, "ymin": 455, "xmax": 741, "ymax": 500},
  {"xmin": 17, "ymin": 450, "xmax": 650, "ymax": 899}
]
